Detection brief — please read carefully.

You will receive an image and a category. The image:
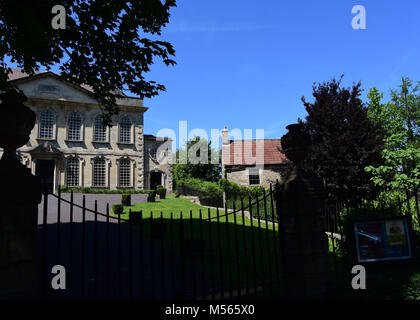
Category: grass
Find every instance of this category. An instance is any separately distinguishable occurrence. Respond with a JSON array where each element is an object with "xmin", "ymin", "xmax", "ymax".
[
  {"xmin": 111, "ymin": 195, "xmax": 420, "ymax": 300},
  {"xmin": 327, "ymin": 235, "xmax": 420, "ymax": 300},
  {"xmin": 111, "ymin": 195, "xmax": 282, "ymax": 298}
]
